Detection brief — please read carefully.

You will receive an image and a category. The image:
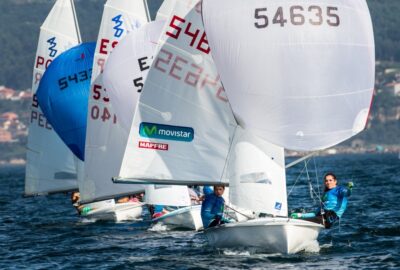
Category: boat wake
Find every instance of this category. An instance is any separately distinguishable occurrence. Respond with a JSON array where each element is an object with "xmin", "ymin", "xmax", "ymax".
[
  {"xmin": 302, "ymin": 240, "xmax": 321, "ymax": 253},
  {"xmin": 148, "ymin": 223, "xmax": 169, "ymax": 232}
]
